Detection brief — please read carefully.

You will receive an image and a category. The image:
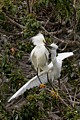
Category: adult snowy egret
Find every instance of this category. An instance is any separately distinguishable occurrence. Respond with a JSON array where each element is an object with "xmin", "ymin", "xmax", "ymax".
[
  {"xmin": 30, "ymin": 33, "xmax": 49, "ymax": 83},
  {"xmin": 8, "ymin": 45, "xmax": 73, "ymax": 102}
]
